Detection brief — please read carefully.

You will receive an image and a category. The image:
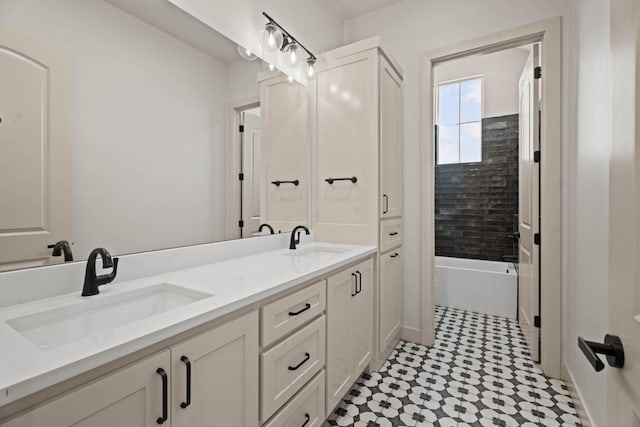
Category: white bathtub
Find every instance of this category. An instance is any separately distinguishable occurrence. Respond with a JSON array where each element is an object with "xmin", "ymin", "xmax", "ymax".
[{"xmin": 435, "ymin": 256, "xmax": 518, "ymax": 319}]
